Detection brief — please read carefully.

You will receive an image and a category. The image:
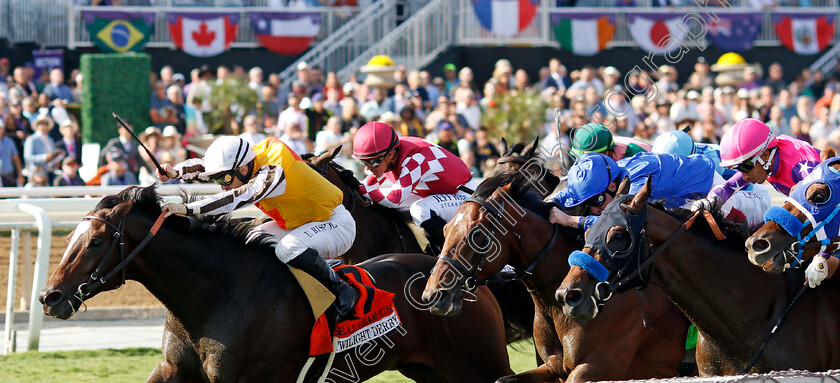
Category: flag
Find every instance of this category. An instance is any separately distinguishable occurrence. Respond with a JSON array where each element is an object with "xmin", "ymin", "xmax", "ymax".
[
  {"xmin": 167, "ymin": 12, "xmax": 239, "ymax": 57},
  {"xmin": 551, "ymin": 13, "xmax": 615, "ymax": 56},
  {"xmin": 774, "ymin": 13, "xmax": 835, "ymax": 55},
  {"xmin": 627, "ymin": 13, "xmax": 686, "ymax": 55},
  {"xmin": 705, "ymin": 13, "xmax": 761, "ymax": 52},
  {"xmin": 471, "ymin": 0, "xmax": 539, "ymax": 37},
  {"xmin": 83, "ymin": 11, "xmax": 155, "ymax": 53},
  {"xmin": 250, "ymin": 12, "xmax": 321, "ymax": 56}
]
